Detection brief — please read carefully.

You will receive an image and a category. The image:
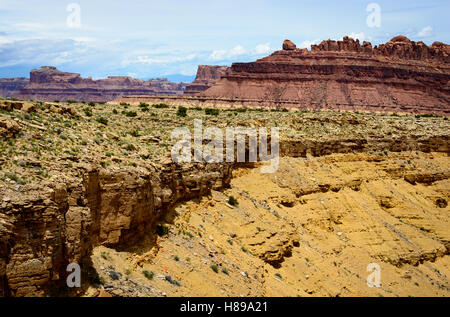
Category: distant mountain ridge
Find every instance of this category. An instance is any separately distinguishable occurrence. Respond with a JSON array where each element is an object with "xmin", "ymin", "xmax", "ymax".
[{"xmin": 0, "ymin": 66, "xmax": 190, "ymax": 102}]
